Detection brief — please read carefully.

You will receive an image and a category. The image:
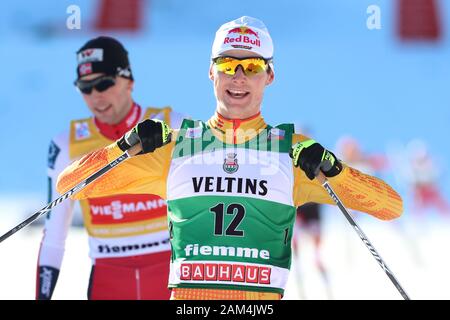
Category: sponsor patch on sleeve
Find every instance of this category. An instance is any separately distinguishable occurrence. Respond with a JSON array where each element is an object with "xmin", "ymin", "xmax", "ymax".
[
  {"xmin": 75, "ymin": 121, "xmax": 91, "ymax": 140},
  {"xmin": 185, "ymin": 126, "xmax": 202, "ymax": 139},
  {"xmin": 269, "ymin": 128, "xmax": 285, "ymax": 140}
]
